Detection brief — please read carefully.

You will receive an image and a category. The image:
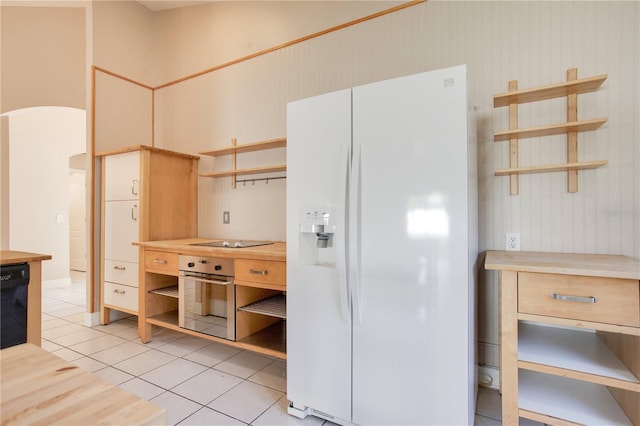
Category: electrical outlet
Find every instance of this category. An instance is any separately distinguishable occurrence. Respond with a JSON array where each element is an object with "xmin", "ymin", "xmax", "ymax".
[
  {"xmin": 223, "ymin": 211, "xmax": 230, "ymax": 224},
  {"xmin": 506, "ymin": 233, "xmax": 520, "ymax": 251}
]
